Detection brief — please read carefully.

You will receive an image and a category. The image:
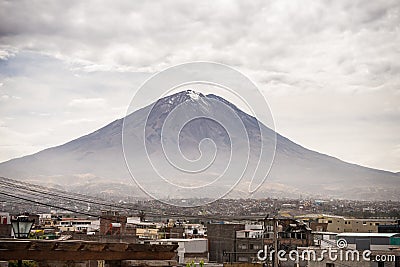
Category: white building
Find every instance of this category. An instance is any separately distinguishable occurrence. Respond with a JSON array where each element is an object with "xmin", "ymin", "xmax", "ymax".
[
  {"xmin": 147, "ymin": 238, "xmax": 208, "ymax": 264},
  {"xmin": 313, "ymin": 231, "xmax": 338, "ymax": 248},
  {"xmin": 336, "ymin": 233, "xmax": 400, "ymax": 251},
  {"xmin": 58, "ymin": 219, "xmax": 100, "ymax": 233}
]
